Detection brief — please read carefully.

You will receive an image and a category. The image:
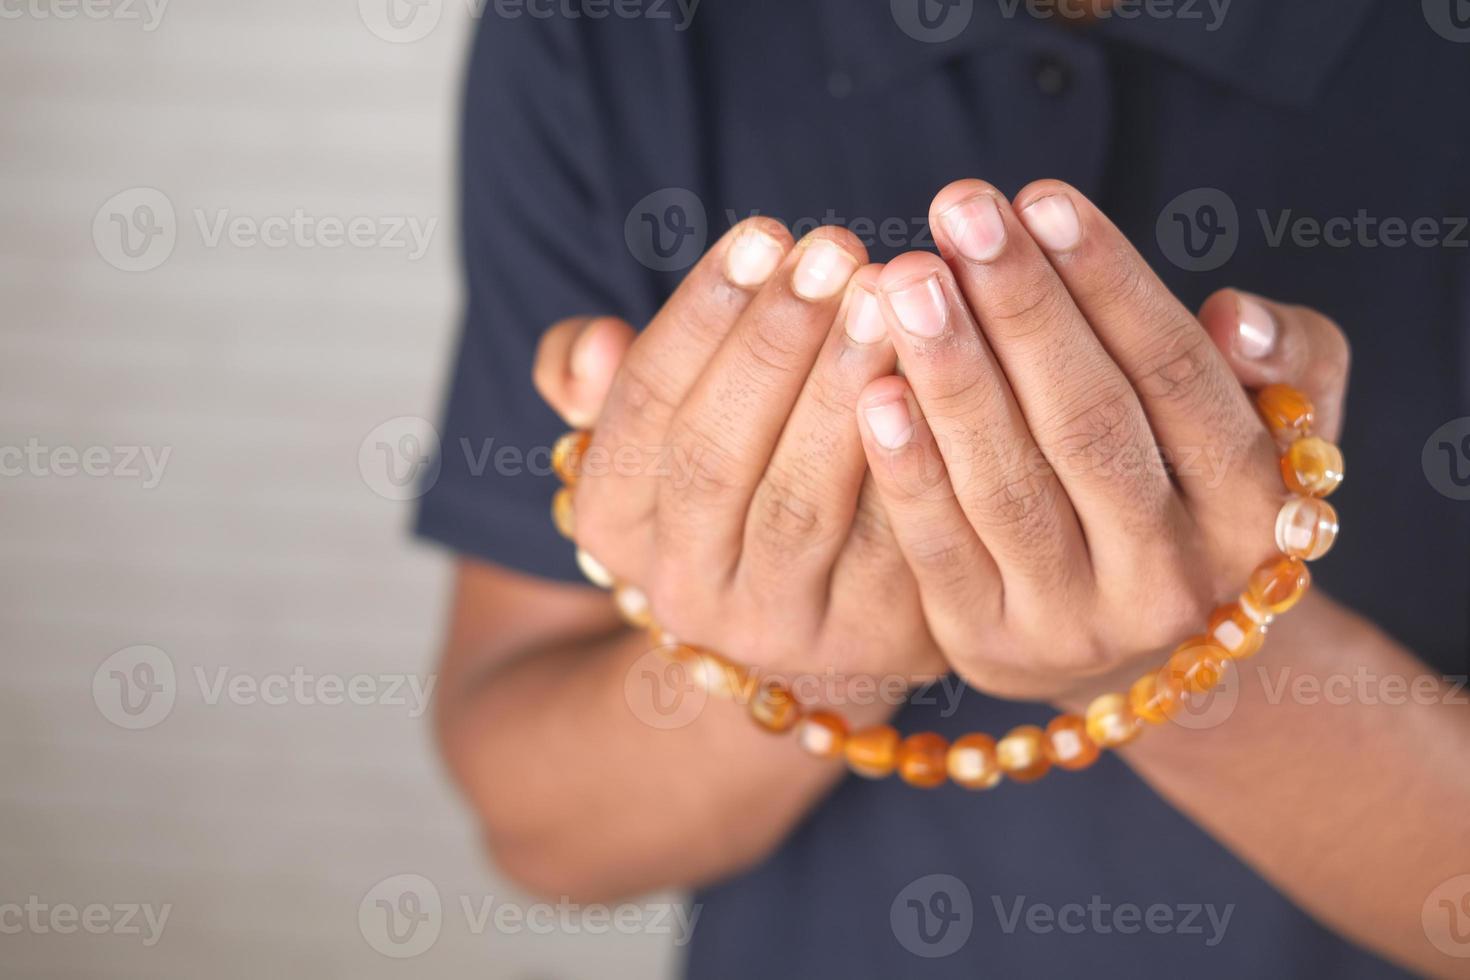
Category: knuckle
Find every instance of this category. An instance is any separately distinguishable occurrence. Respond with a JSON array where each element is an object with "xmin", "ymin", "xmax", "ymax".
[
  {"xmin": 1048, "ymin": 387, "xmax": 1150, "ymax": 477},
  {"xmin": 736, "ymin": 317, "xmax": 809, "ymax": 378},
  {"xmin": 663, "ymin": 422, "xmax": 738, "ymax": 506},
  {"xmin": 849, "ymin": 484, "xmax": 894, "ymax": 546},
  {"xmin": 981, "ymin": 269, "xmax": 1073, "ymax": 338},
  {"xmin": 906, "ymin": 528, "xmax": 980, "ymax": 591},
  {"xmin": 1133, "ymin": 328, "xmax": 1221, "ymax": 411},
  {"xmin": 611, "ymin": 358, "xmax": 679, "ymax": 432},
  {"xmin": 975, "ymin": 468, "xmax": 1057, "ymax": 540},
  {"xmin": 748, "ymin": 468, "xmax": 830, "ymax": 556},
  {"xmin": 1083, "ymin": 248, "xmax": 1156, "ymax": 318}
]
